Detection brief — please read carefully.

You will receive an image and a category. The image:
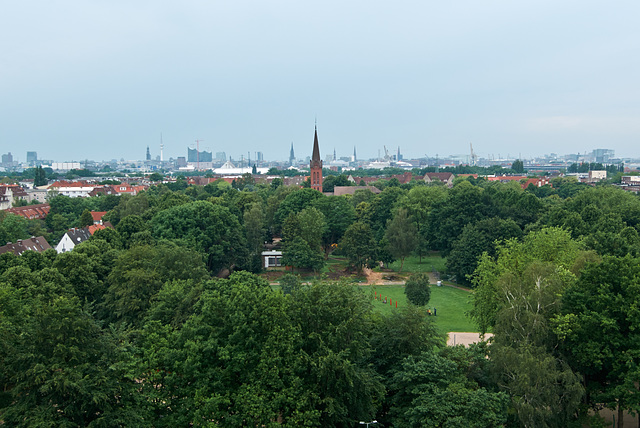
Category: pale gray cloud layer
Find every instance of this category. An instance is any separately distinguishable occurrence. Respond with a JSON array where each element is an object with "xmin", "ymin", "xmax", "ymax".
[{"xmin": 1, "ymin": 0, "xmax": 639, "ymax": 162}]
